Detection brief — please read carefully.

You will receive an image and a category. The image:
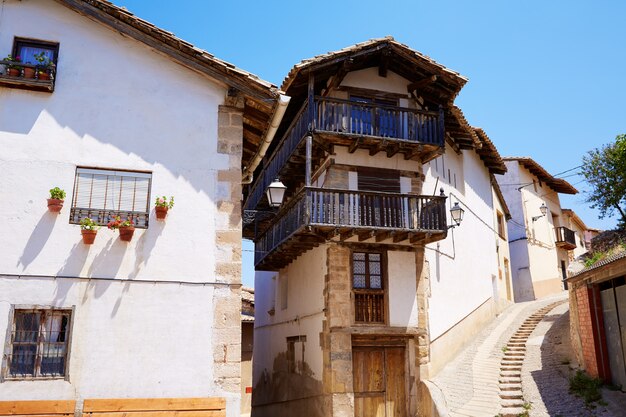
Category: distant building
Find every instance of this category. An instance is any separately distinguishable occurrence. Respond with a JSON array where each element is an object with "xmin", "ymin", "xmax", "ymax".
[{"xmin": 497, "ymin": 157, "xmax": 578, "ymax": 301}]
